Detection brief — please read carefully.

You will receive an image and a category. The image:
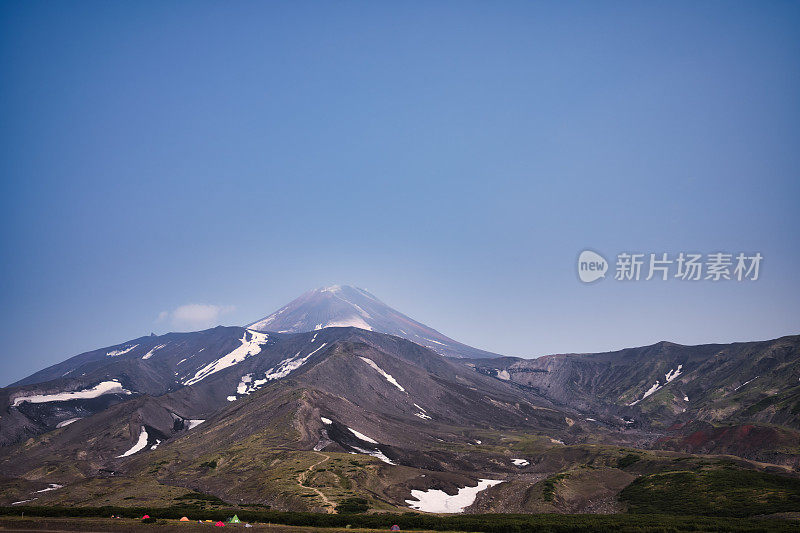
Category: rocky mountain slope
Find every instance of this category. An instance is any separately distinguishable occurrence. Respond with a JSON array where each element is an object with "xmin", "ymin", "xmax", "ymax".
[
  {"xmin": 0, "ymin": 326, "xmax": 589, "ymax": 512},
  {"xmin": 466, "ymin": 335, "xmax": 800, "ymax": 463},
  {"xmin": 1, "ymin": 286, "xmax": 798, "ymax": 515}
]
